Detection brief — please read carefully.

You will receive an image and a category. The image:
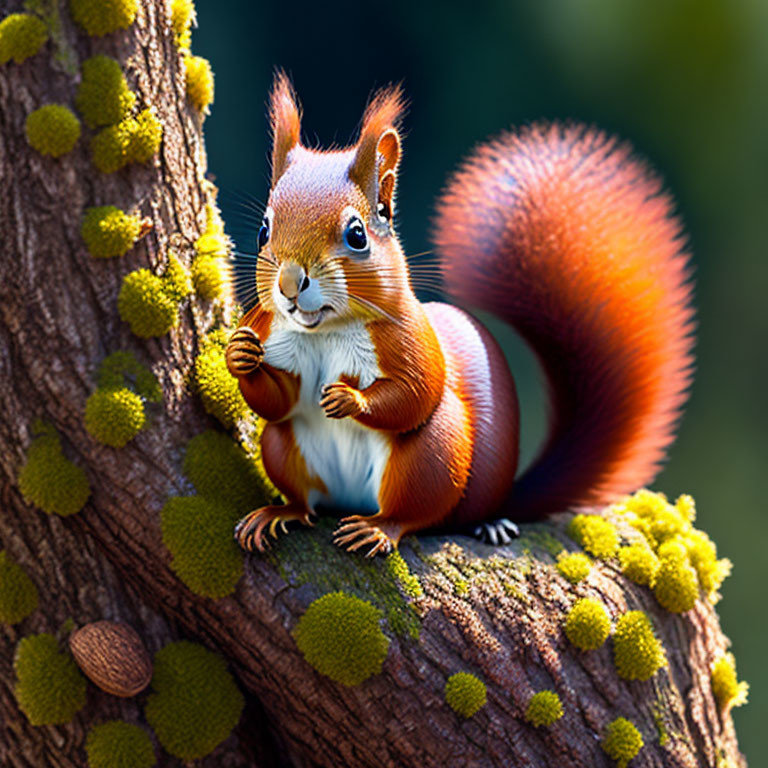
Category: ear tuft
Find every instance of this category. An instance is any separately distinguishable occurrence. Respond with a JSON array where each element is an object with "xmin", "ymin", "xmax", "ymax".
[{"xmin": 269, "ymin": 70, "xmax": 301, "ymax": 186}]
